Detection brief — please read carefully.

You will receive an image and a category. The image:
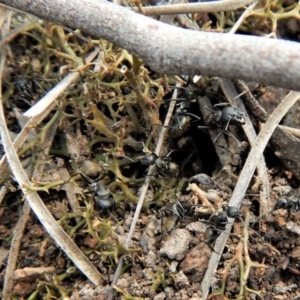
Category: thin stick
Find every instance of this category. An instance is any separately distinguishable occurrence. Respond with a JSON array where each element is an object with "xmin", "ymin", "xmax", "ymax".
[
  {"xmin": 107, "ymin": 83, "xmax": 180, "ymax": 300},
  {"xmin": 201, "ymin": 91, "xmax": 300, "ymax": 299},
  {"xmin": 278, "ymin": 125, "xmax": 300, "ymax": 138},
  {"xmin": 2, "ymin": 202, "xmax": 31, "ymax": 300},
  {"xmin": 229, "ymin": 0, "xmax": 259, "ymax": 33},
  {"xmin": 201, "ymin": 2, "xmax": 274, "ymax": 297},
  {"xmin": 3, "ymin": 112, "xmax": 63, "ymax": 299},
  {"xmin": 219, "ymin": 79, "xmax": 271, "ymax": 210},
  {"xmin": 131, "ymin": 0, "xmax": 255, "ymax": 16}
]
